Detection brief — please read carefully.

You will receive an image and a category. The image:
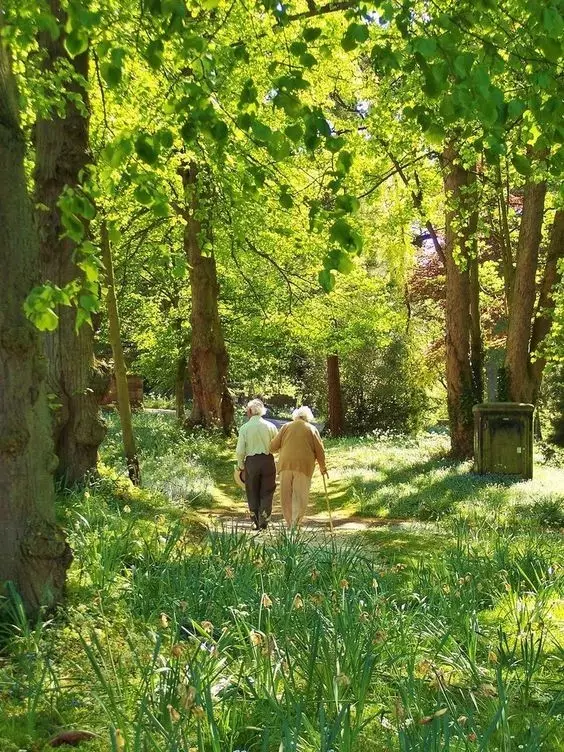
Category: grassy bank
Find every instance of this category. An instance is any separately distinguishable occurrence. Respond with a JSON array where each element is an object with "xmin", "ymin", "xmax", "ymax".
[{"xmin": 0, "ymin": 413, "xmax": 562, "ymax": 751}]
